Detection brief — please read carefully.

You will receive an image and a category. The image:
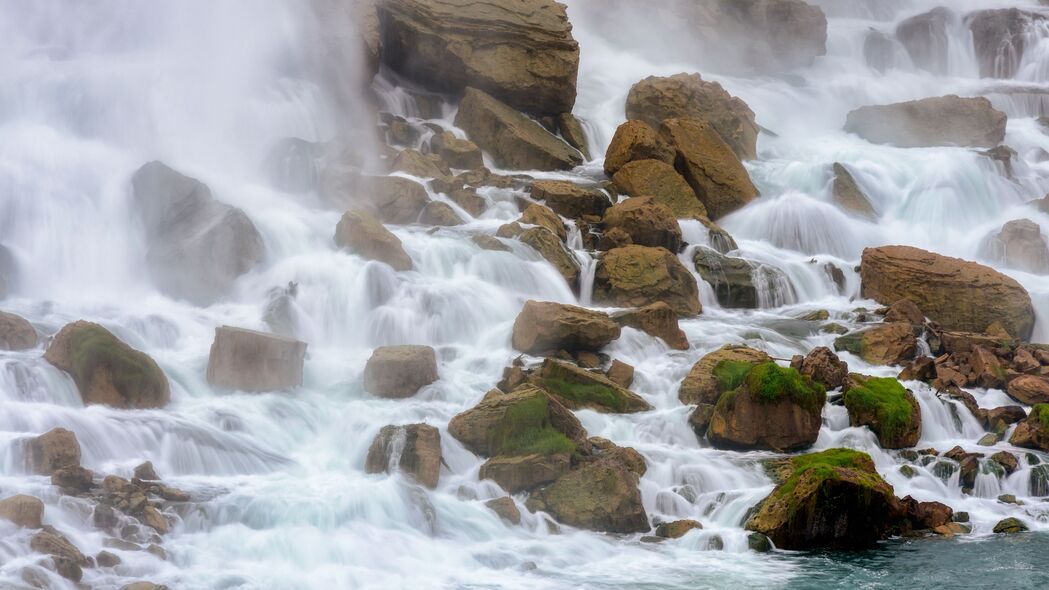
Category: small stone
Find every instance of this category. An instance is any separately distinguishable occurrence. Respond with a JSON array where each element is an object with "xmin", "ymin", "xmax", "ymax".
[
  {"xmin": 977, "ymin": 433, "xmax": 1000, "ymax": 446},
  {"xmin": 747, "ymin": 532, "xmax": 773, "ymax": 552}
]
